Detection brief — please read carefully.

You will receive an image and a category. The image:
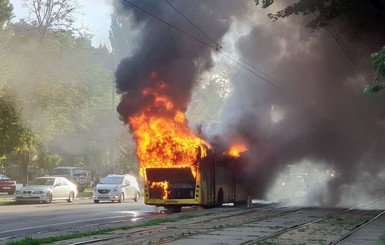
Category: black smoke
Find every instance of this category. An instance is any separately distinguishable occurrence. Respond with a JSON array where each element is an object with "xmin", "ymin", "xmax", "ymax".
[
  {"xmin": 114, "ymin": 0, "xmax": 247, "ymax": 124},
  {"xmin": 219, "ymin": 3, "xmax": 385, "ymax": 206},
  {"xmin": 114, "ymin": 0, "xmax": 385, "ymax": 206}
]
